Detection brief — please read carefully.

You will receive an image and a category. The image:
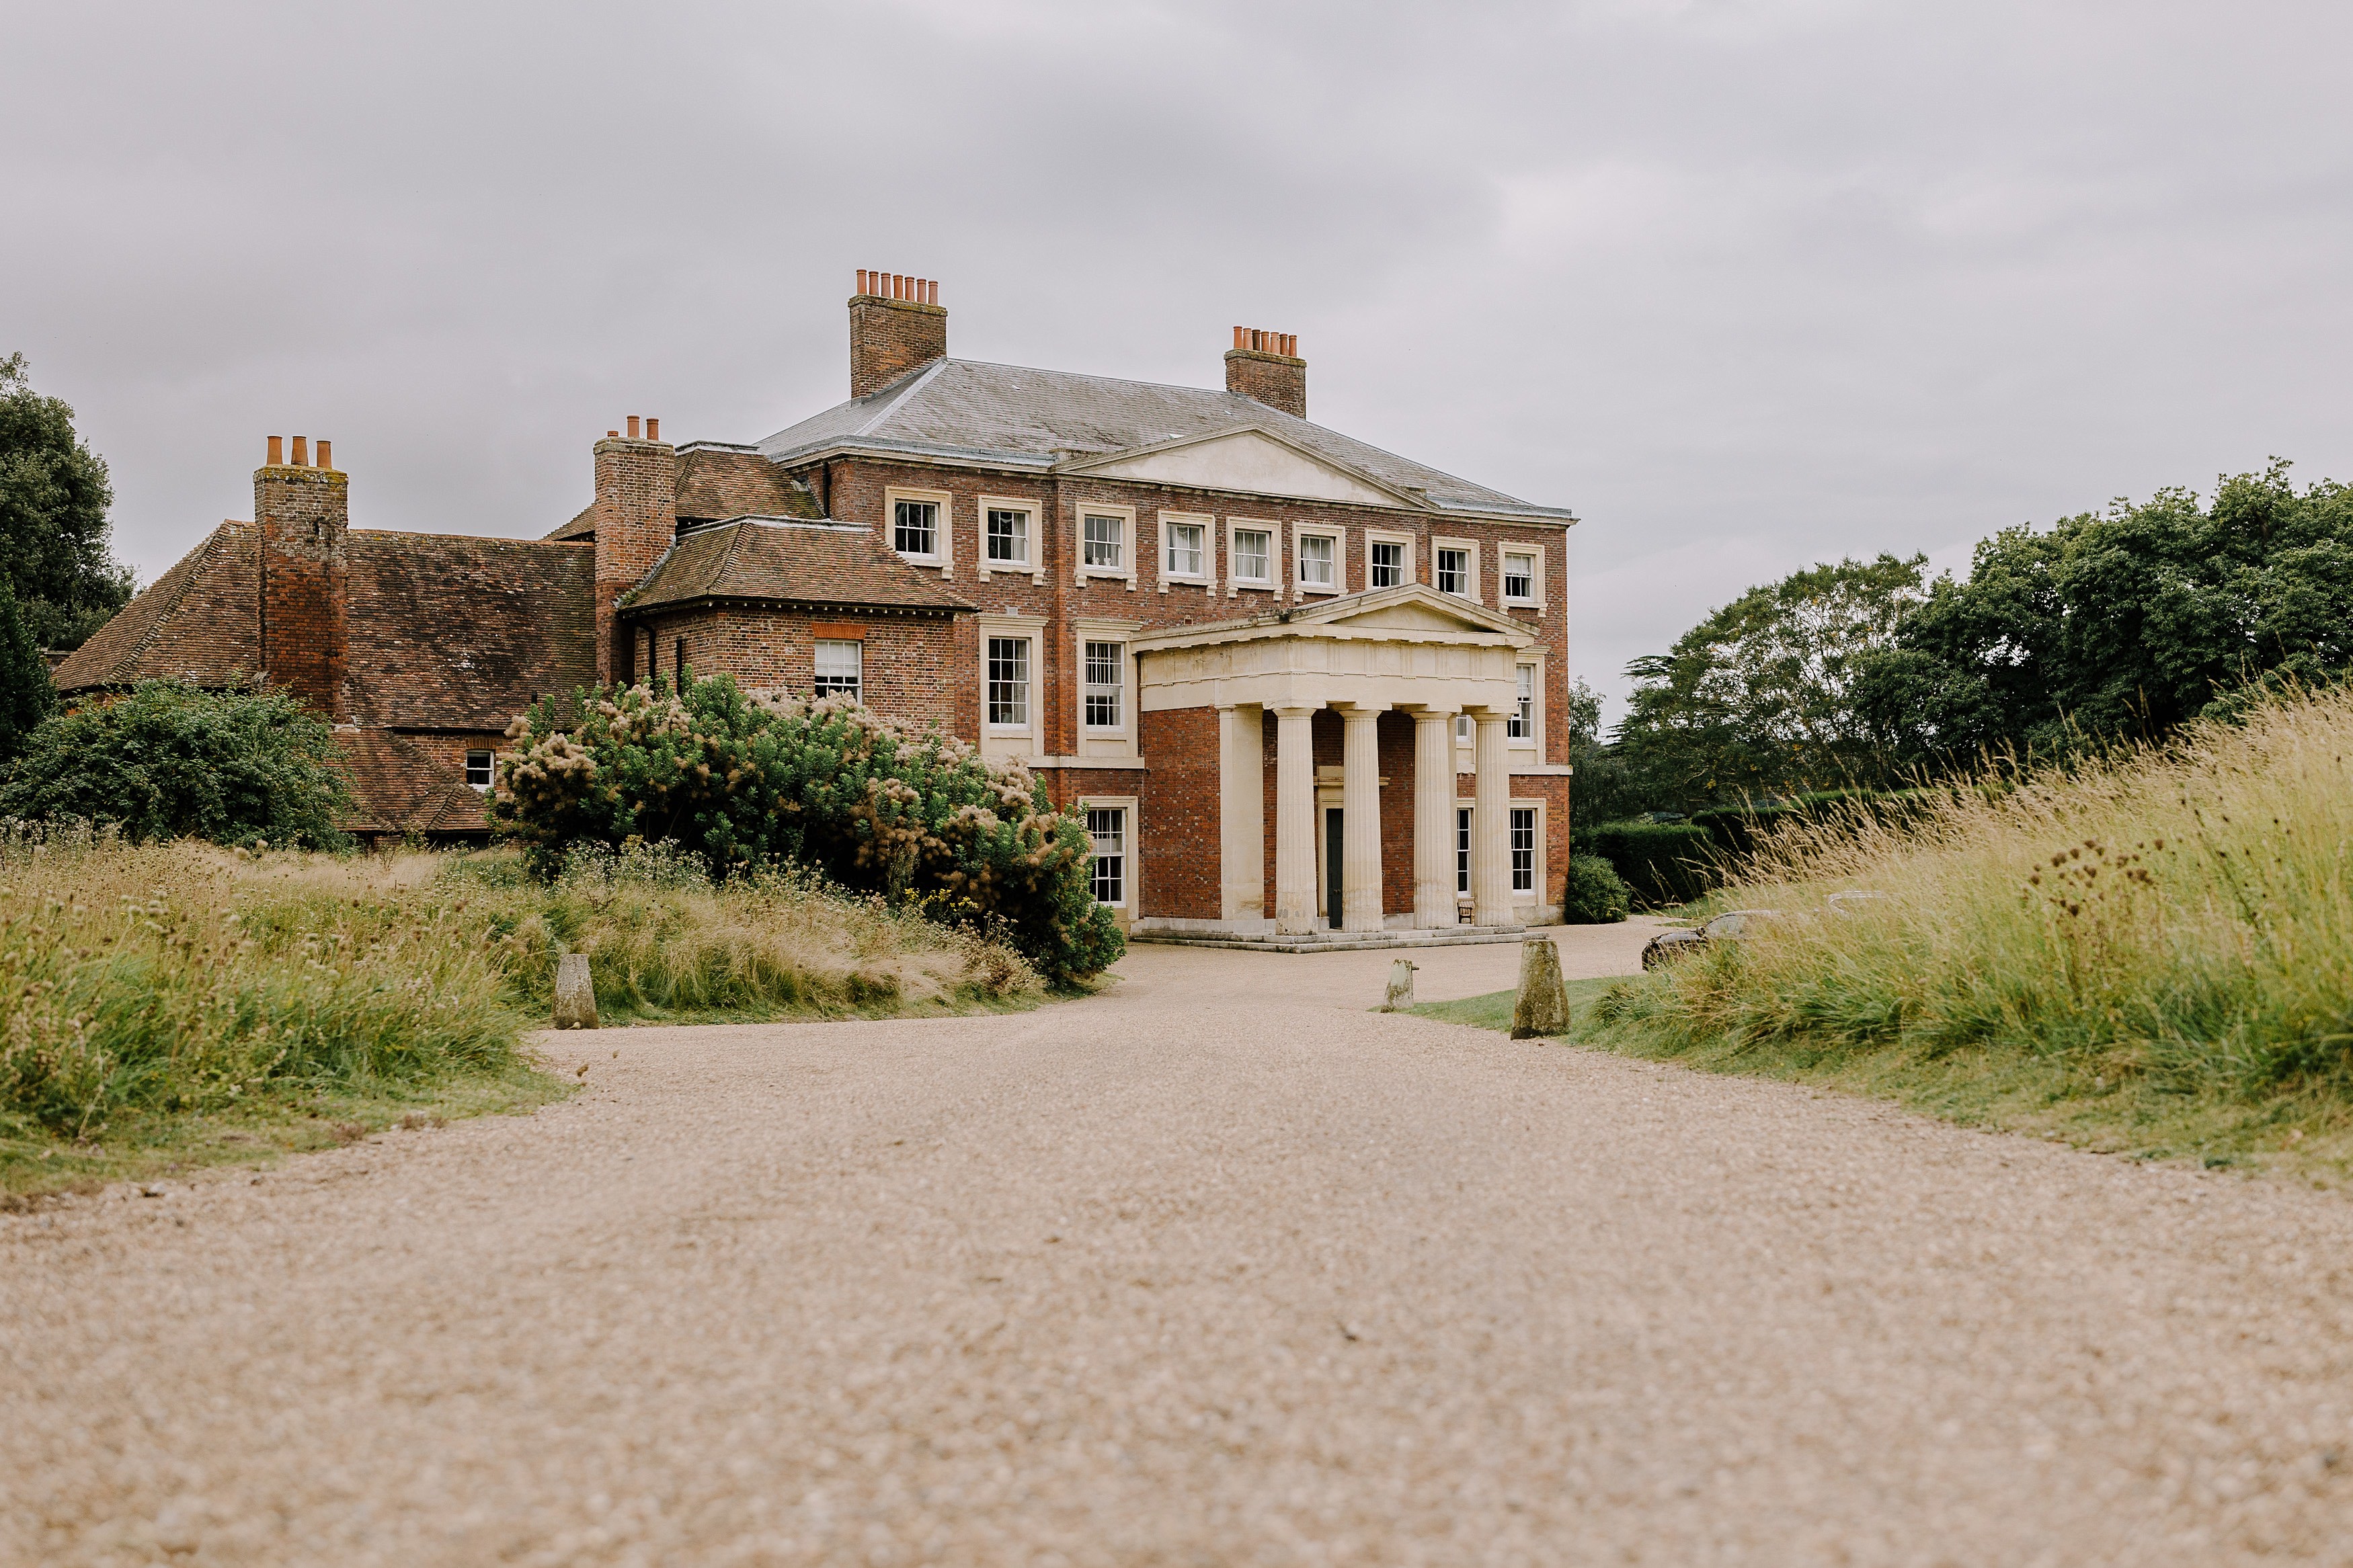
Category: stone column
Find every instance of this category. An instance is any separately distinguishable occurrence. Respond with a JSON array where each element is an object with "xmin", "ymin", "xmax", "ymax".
[
  {"xmin": 1218, "ymin": 704, "xmax": 1265, "ymax": 923},
  {"xmin": 1273, "ymin": 706, "xmax": 1318, "ymax": 934},
  {"xmin": 1412, "ymin": 707, "xmax": 1457, "ymax": 927},
  {"xmin": 1472, "ymin": 709, "xmax": 1515, "ymax": 926},
  {"xmin": 1339, "ymin": 704, "xmax": 1386, "ymax": 933}
]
